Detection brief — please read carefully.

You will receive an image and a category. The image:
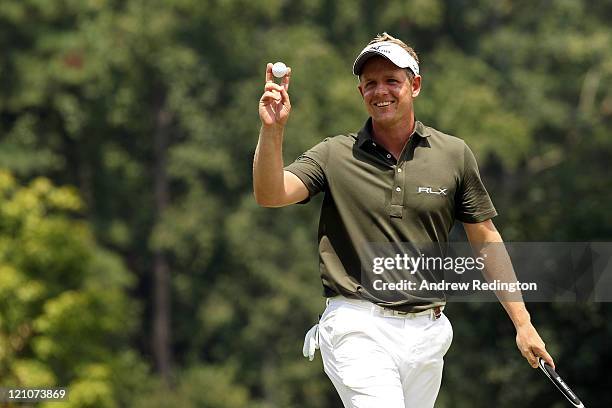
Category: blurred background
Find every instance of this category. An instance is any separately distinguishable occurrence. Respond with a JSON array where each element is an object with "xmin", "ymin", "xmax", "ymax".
[{"xmin": 1, "ymin": 0, "xmax": 611, "ymax": 407}]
